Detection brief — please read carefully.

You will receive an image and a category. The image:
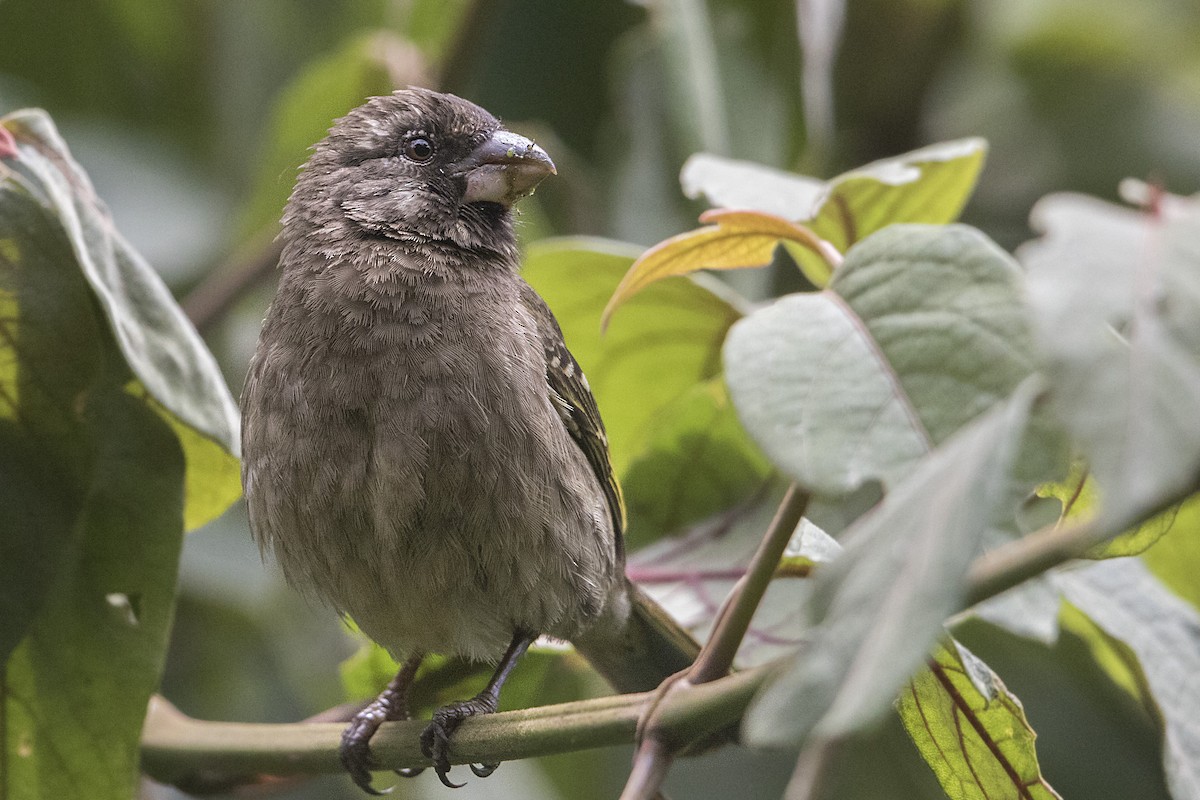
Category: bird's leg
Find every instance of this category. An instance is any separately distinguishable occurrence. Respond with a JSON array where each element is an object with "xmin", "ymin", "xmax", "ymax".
[
  {"xmin": 421, "ymin": 630, "xmax": 536, "ymax": 788},
  {"xmin": 340, "ymin": 652, "xmax": 424, "ymax": 794}
]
